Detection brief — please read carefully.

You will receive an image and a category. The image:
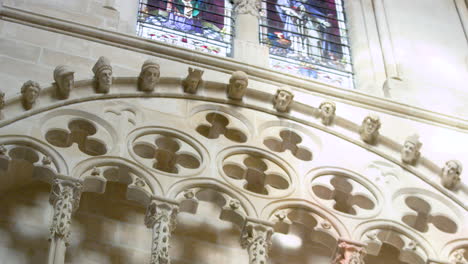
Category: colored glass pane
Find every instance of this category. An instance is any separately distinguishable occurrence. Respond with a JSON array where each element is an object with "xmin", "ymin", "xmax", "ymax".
[
  {"xmin": 260, "ymin": 0, "xmax": 353, "ymax": 88},
  {"xmin": 138, "ymin": 0, "xmax": 233, "ymax": 56}
]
